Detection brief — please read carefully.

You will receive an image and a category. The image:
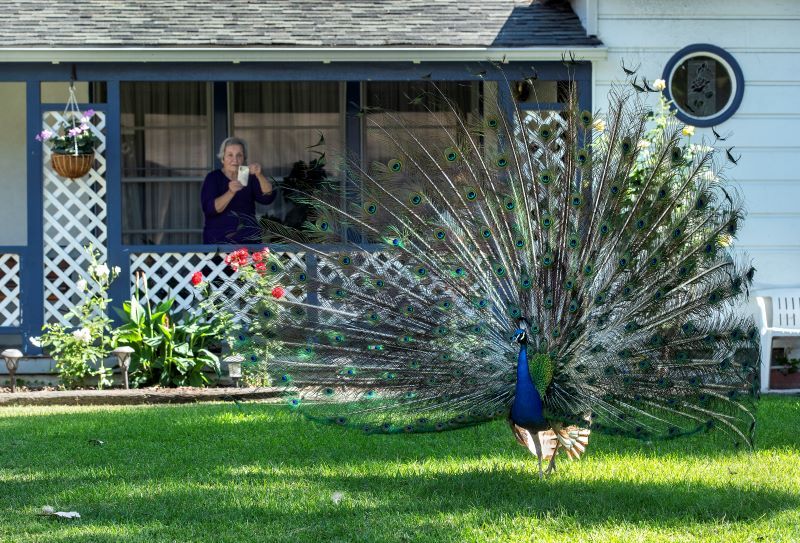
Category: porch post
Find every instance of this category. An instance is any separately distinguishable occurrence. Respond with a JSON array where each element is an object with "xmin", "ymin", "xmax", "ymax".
[
  {"xmin": 22, "ymin": 80, "xmax": 43, "ymax": 354},
  {"xmin": 105, "ymin": 80, "xmax": 129, "ymax": 319}
]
